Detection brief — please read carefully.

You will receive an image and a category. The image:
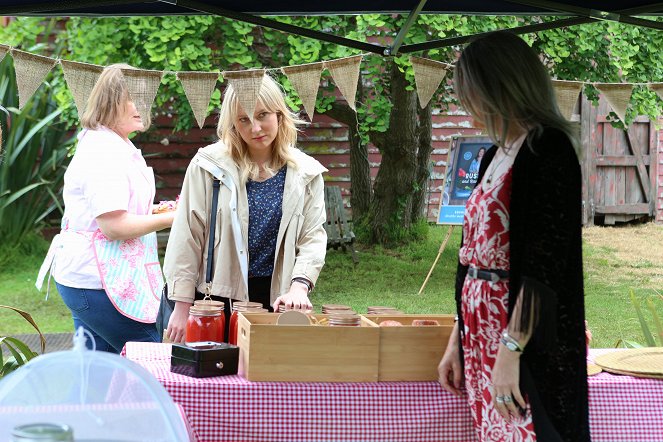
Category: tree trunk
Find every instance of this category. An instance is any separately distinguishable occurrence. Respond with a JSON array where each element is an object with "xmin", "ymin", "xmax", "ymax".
[
  {"xmin": 323, "ymin": 77, "xmax": 371, "ymax": 220},
  {"xmin": 367, "ymin": 61, "xmax": 420, "ymax": 244},
  {"xmin": 411, "ymin": 103, "xmax": 433, "ymax": 222}
]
